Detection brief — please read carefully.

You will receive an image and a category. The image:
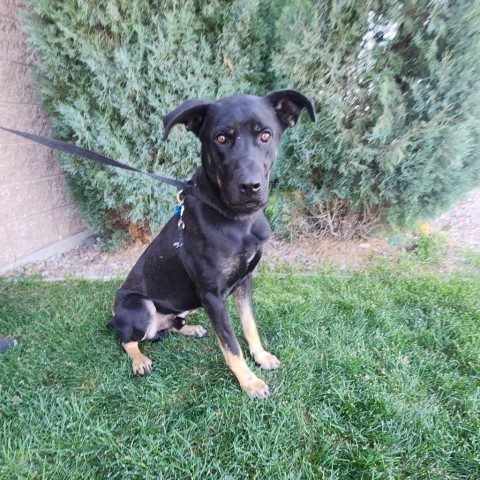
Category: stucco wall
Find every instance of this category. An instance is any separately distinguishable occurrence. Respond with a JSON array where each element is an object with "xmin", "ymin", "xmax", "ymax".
[{"xmin": 0, "ymin": 0, "xmax": 86, "ymax": 270}]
